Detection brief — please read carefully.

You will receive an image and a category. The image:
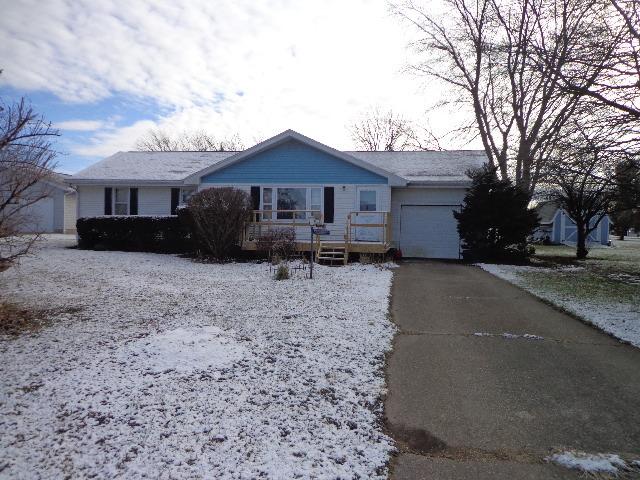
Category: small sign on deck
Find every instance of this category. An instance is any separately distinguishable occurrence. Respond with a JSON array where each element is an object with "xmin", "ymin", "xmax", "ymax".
[{"xmin": 311, "ymin": 227, "xmax": 330, "ymax": 236}]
